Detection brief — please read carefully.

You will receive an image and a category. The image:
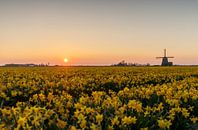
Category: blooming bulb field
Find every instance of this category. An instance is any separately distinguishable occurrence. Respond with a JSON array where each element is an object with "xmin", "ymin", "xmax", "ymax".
[{"xmin": 0, "ymin": 67, "xmax": 197, "ymax": 130}]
